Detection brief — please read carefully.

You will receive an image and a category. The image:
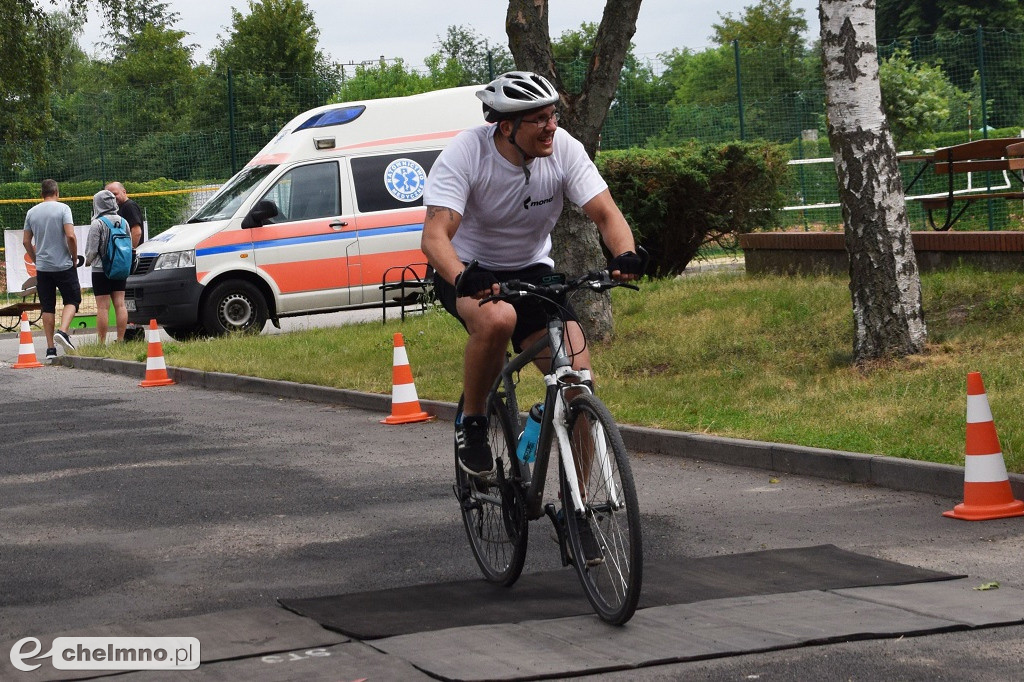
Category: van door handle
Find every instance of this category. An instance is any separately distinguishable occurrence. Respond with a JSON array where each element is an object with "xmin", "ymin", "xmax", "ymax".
[{"xmin": 329, "ymin": 220, "xmax": 348, "ymax": 230}]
